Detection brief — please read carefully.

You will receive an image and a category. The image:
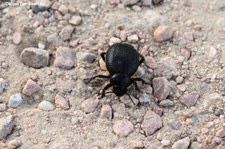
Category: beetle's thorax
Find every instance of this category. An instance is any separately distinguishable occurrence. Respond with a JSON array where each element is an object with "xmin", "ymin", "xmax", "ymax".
[{"xmin": 110, "ymin": 73, "xmax": 131, "ymax": 87}]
